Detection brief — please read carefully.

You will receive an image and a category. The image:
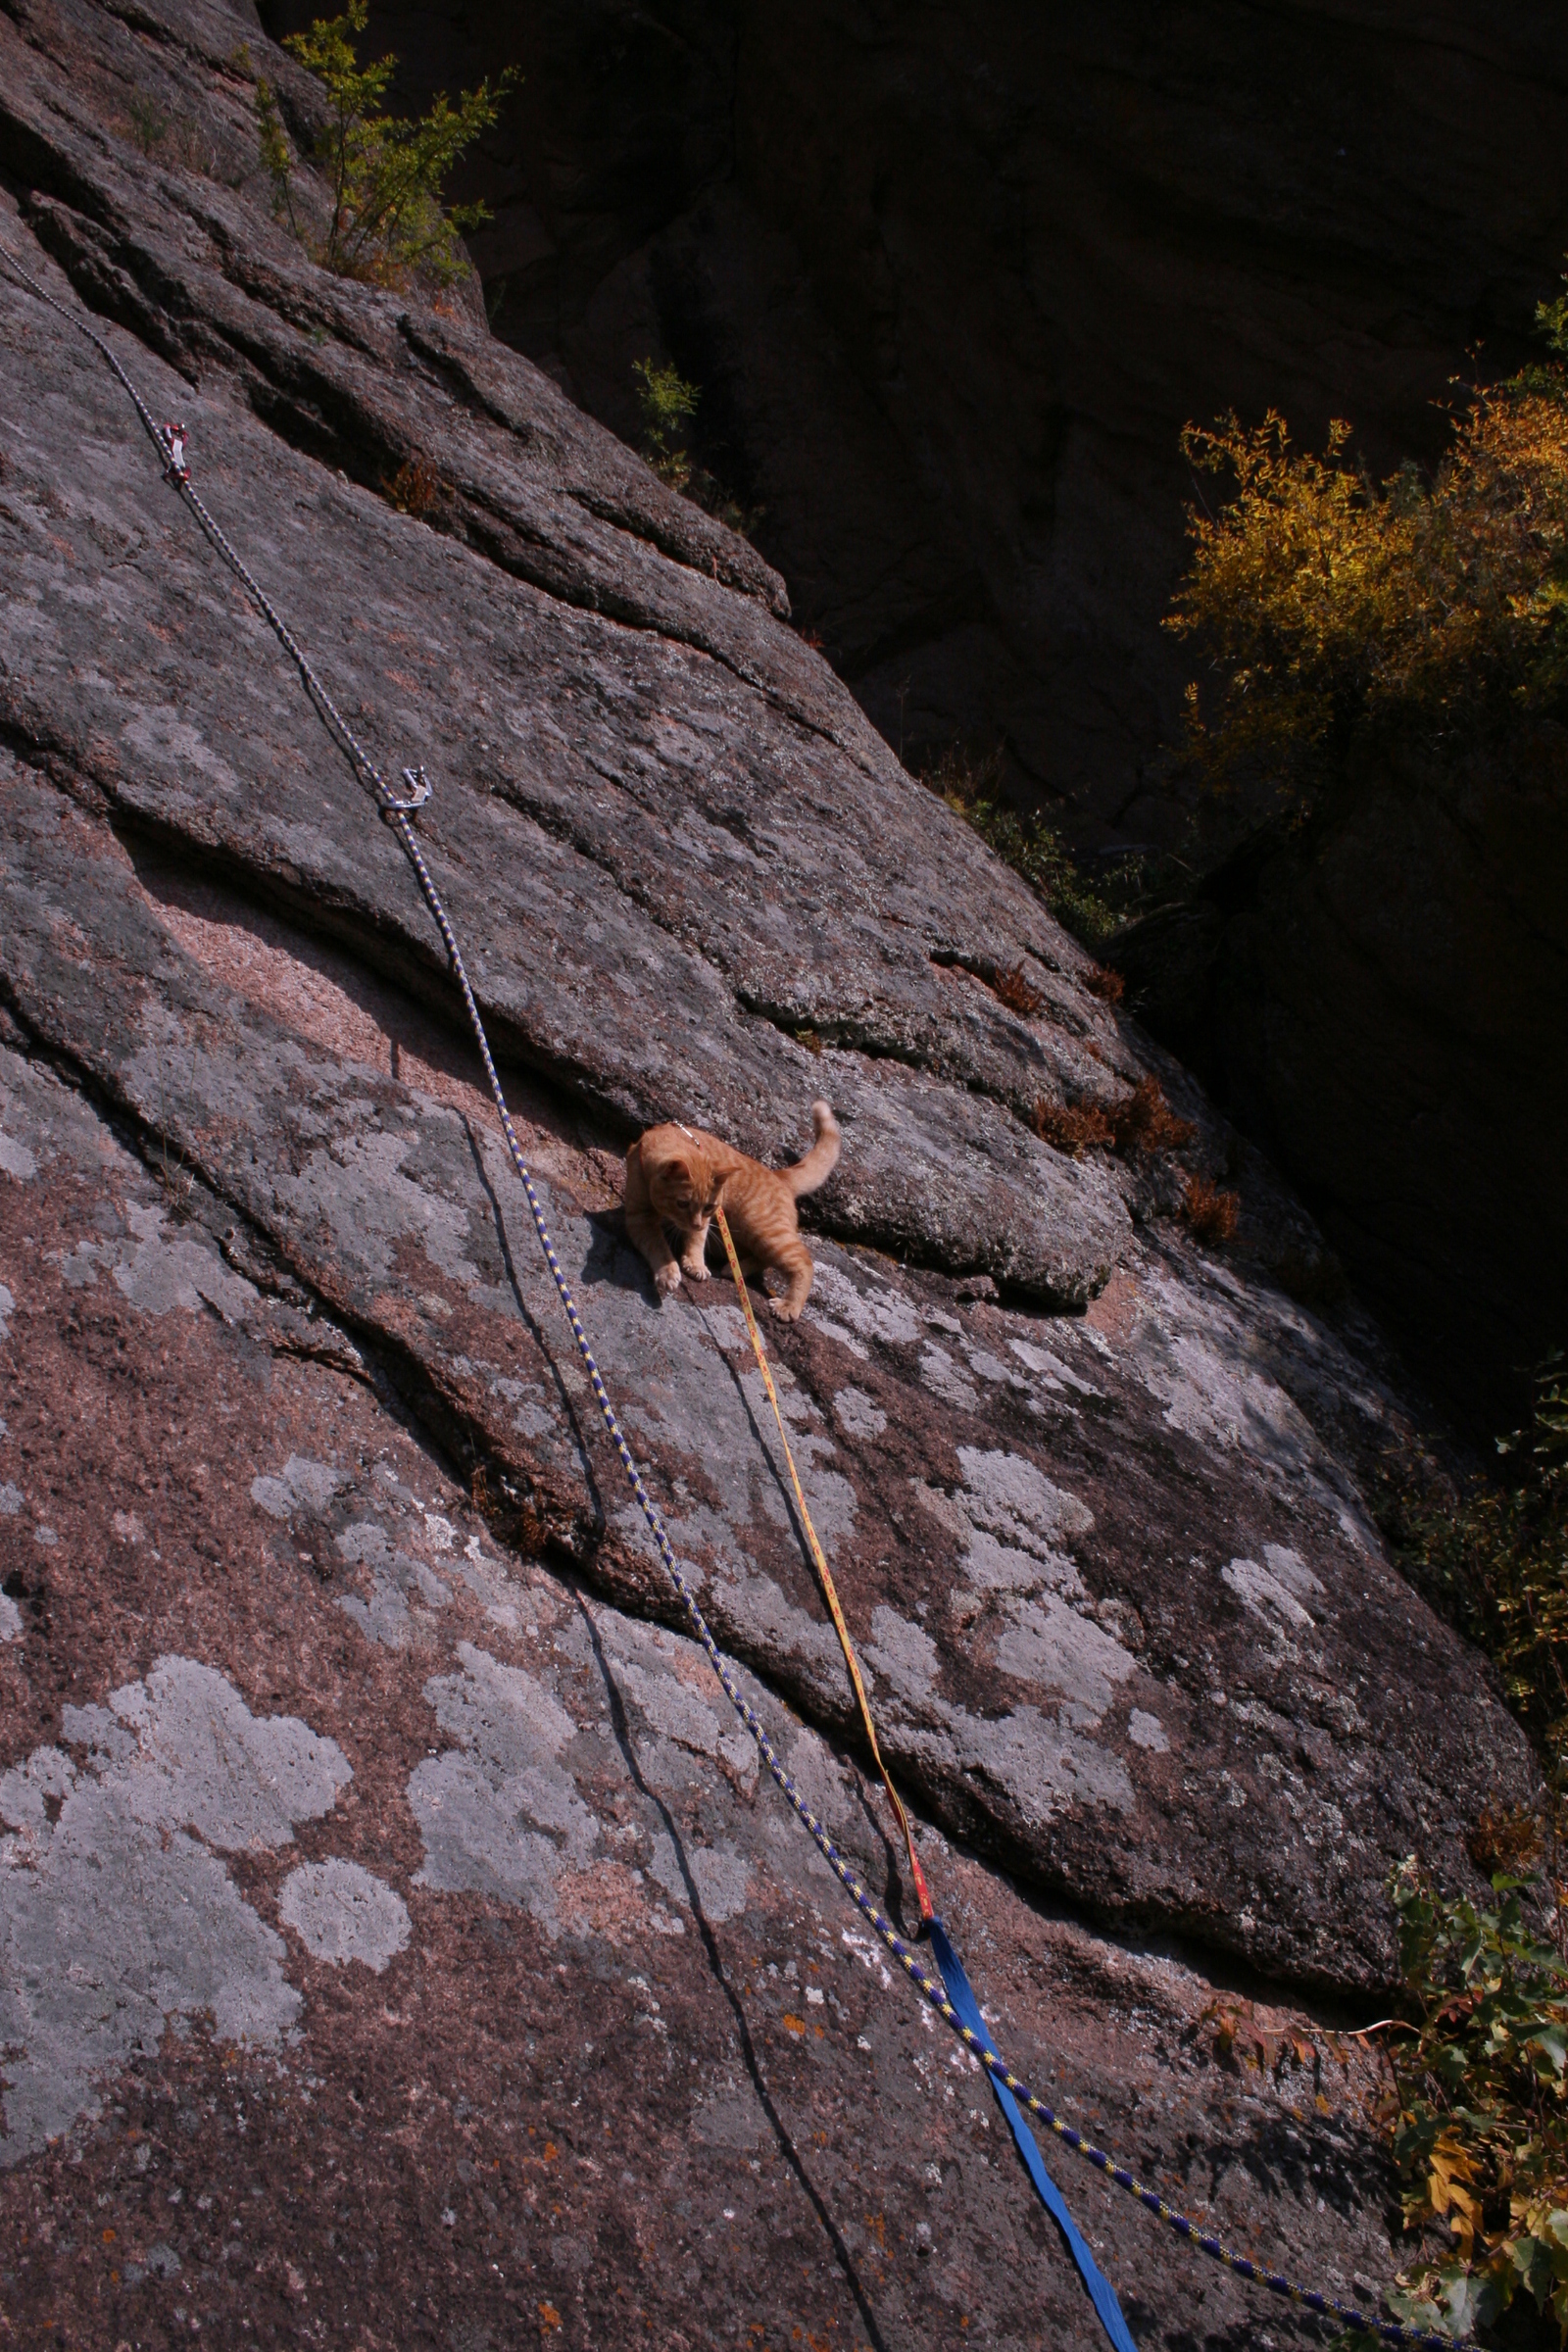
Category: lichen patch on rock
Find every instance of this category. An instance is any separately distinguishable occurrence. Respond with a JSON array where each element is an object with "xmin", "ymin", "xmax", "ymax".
[{"xmin": 1, "ymin": 1657, "xmax": 348, "ymax": 2166}]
